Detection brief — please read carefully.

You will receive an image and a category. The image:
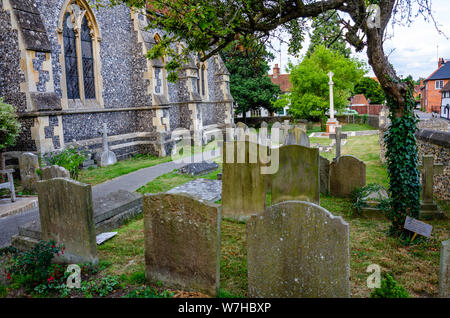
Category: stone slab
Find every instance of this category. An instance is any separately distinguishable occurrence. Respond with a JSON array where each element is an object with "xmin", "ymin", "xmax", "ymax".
[
  {"xmin": 0, "ymin": 196, "xmax": 38, "ymax": 218},
  {"xmin": 167, "ymin": 179, "xmax": 222, "ymax": 202},
  {"xmin": 144, "ymin": 193, "xmax": 220, "ymax": 296},
  {"xmin": 439, "ymin": 239, "xmax": 450, "ymax": 298},
  {"xmin": 178, "ymin": 161, "xmax": 219, "ymax": 176},
  {"xmin": 247, "ymin": 201, "xmax": 350, "ymax": 298}
]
